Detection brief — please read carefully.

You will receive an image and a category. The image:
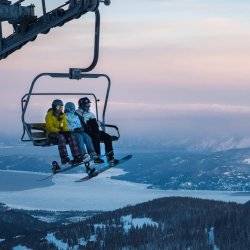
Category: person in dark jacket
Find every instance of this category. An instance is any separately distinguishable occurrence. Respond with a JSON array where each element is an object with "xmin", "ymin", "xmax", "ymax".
[
  {"xmin": 76, "ymin": 97, "xmax": 118, "ymax": 165},
  {"xmin": 45, "ymin": 99, "xmax": 84, "ymax": 166}
]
